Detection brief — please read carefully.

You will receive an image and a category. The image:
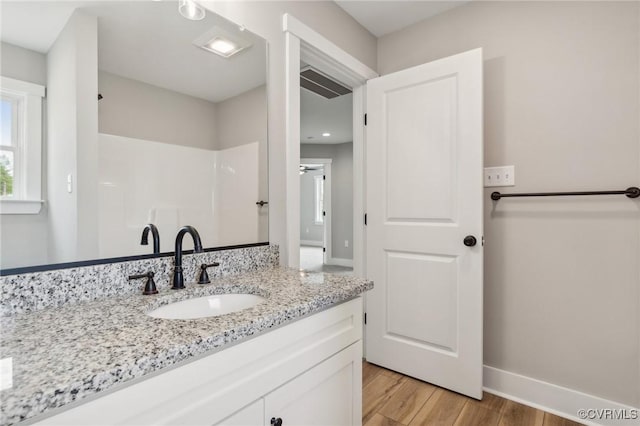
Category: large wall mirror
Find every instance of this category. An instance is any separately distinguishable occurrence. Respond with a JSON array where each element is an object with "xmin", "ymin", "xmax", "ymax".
[{"xmin": 0, "ymin": 1, "xmax": 269, "ymax": 271}]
